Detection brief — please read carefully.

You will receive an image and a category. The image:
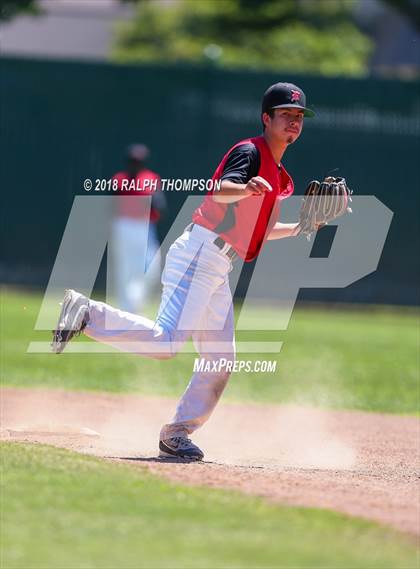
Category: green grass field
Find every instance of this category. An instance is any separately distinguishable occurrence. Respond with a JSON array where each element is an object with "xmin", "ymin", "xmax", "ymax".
[
  {"xmin": 1, "ymin": 288, "xmax": 418, "ymax": 414},
  {"xmin": 2, "ymin": 289, "xmax": 419, "ymax": 568},
  {"xmin": 2, "ymin": 443, "xmax": 418, "ymax": 569}
]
